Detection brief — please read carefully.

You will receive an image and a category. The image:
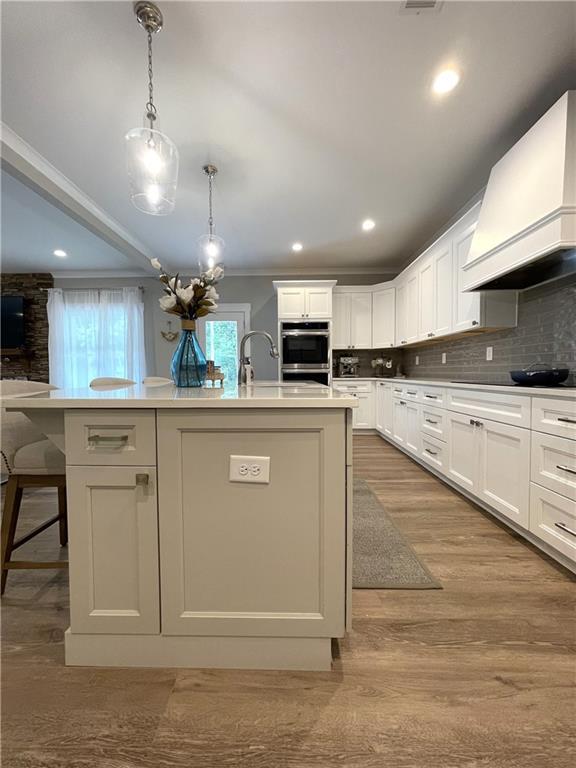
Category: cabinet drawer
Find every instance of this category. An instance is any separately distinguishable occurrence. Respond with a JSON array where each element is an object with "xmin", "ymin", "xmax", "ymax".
[
  {"xmin": 392, "ymin": 384, "xmax": 420, "ymax": 401},
  {"xmin": 65, "ymin": 410, "xmax": 157, "ymax": 466},
  {"xmin": 420, "ymin": 434, "xmax": 446, "ymax": 474},
  {"xmin": 529, "ymin": 483, "xmax": 576, "ymax": 562},
  {"xmin": 420, "ymin": 404, "xmax": 446, "ymax": 442},
  {"xmin": 531, "ymin": 432, "xmax": 576, "ymax": 501},
  {"xmin": 447, "ymin": 388, "xmax": 530, "ymax": 427},
  {"xmin": 531, "ymin": 397, "xmax": 576, "ymax": 440},
  {"xmin": 420, "ymin": 387, "xmax": 446, "ymax": 407},
  {"xmin": 333, "ymin": 383, "xmax": 371, "ymax": 394}
]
